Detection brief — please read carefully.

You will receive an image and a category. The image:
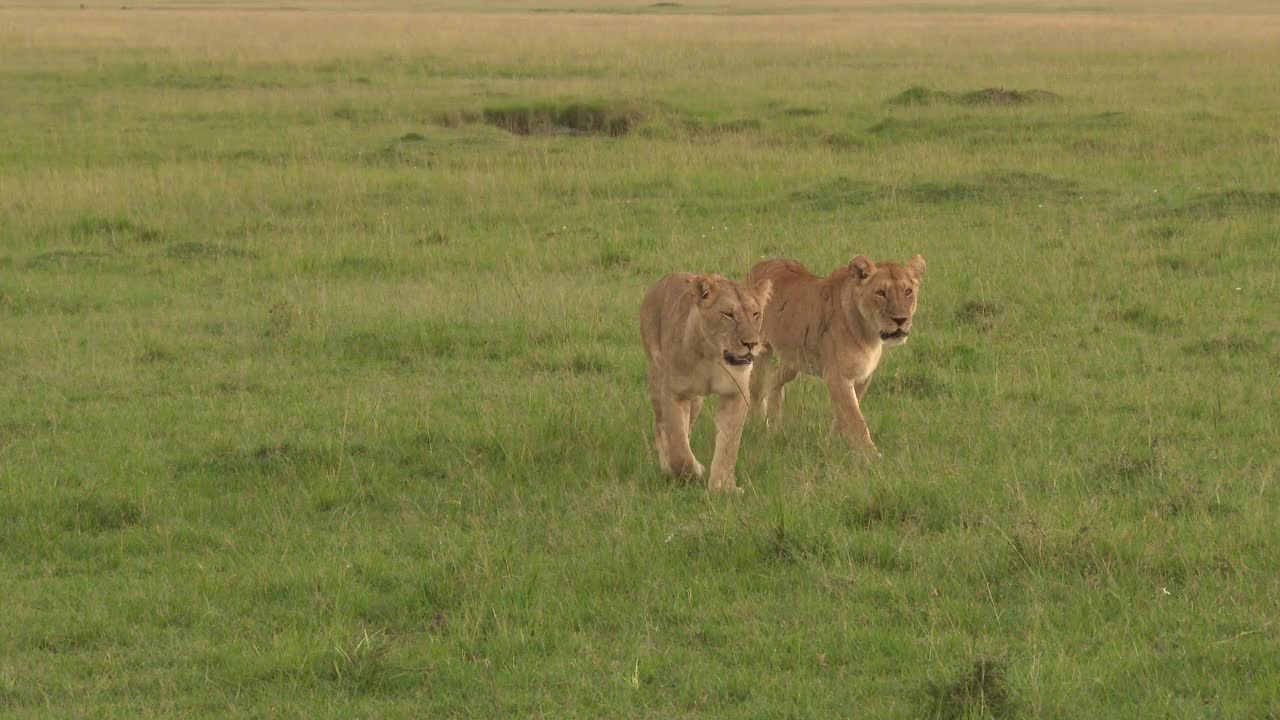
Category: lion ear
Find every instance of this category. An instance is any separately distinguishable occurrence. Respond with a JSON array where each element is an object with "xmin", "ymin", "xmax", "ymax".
[
  {"xmin": 695, "ymin": 275, "xmax": 715, "ymax": 303},
  {"xmin": 849, "ymin": 256, "xmax": 875, "ymax": 282},
  {"xmin": 907, "ymin": 254, "xmax": 927, "ymax": 281},
  {"xmin": 753, "ymin": 279, "xmax": 773, "ymax": 308}
]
